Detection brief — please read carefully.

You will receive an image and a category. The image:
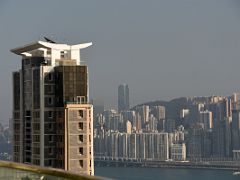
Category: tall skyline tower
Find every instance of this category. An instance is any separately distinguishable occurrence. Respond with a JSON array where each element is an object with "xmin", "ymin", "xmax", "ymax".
[
  {"xmin": 118, "ymin": 84, "xmax": 129, "ymax": 112},
  {"xmin": 12, "ymin": 40, "xmax": 94, "ymax": 175}
]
